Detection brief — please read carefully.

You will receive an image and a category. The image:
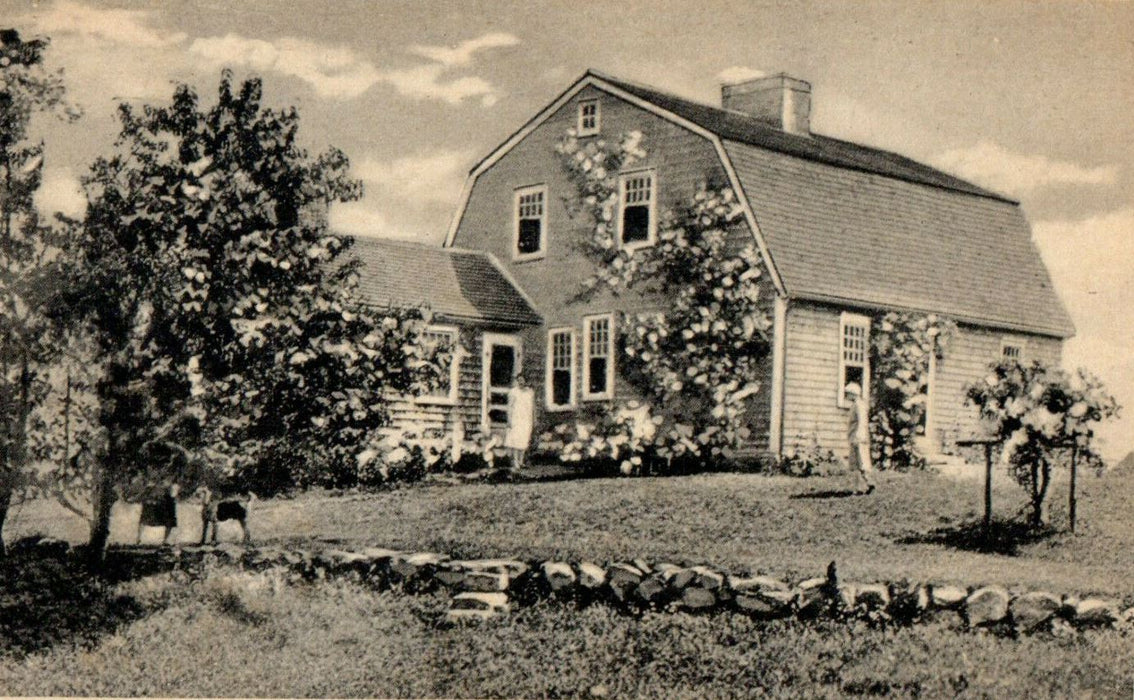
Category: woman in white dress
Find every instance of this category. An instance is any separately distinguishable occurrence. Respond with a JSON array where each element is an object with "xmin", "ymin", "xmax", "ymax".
[{"xmin": 504, "ymin": 373, "xmax": 535, "ymax": 469}]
